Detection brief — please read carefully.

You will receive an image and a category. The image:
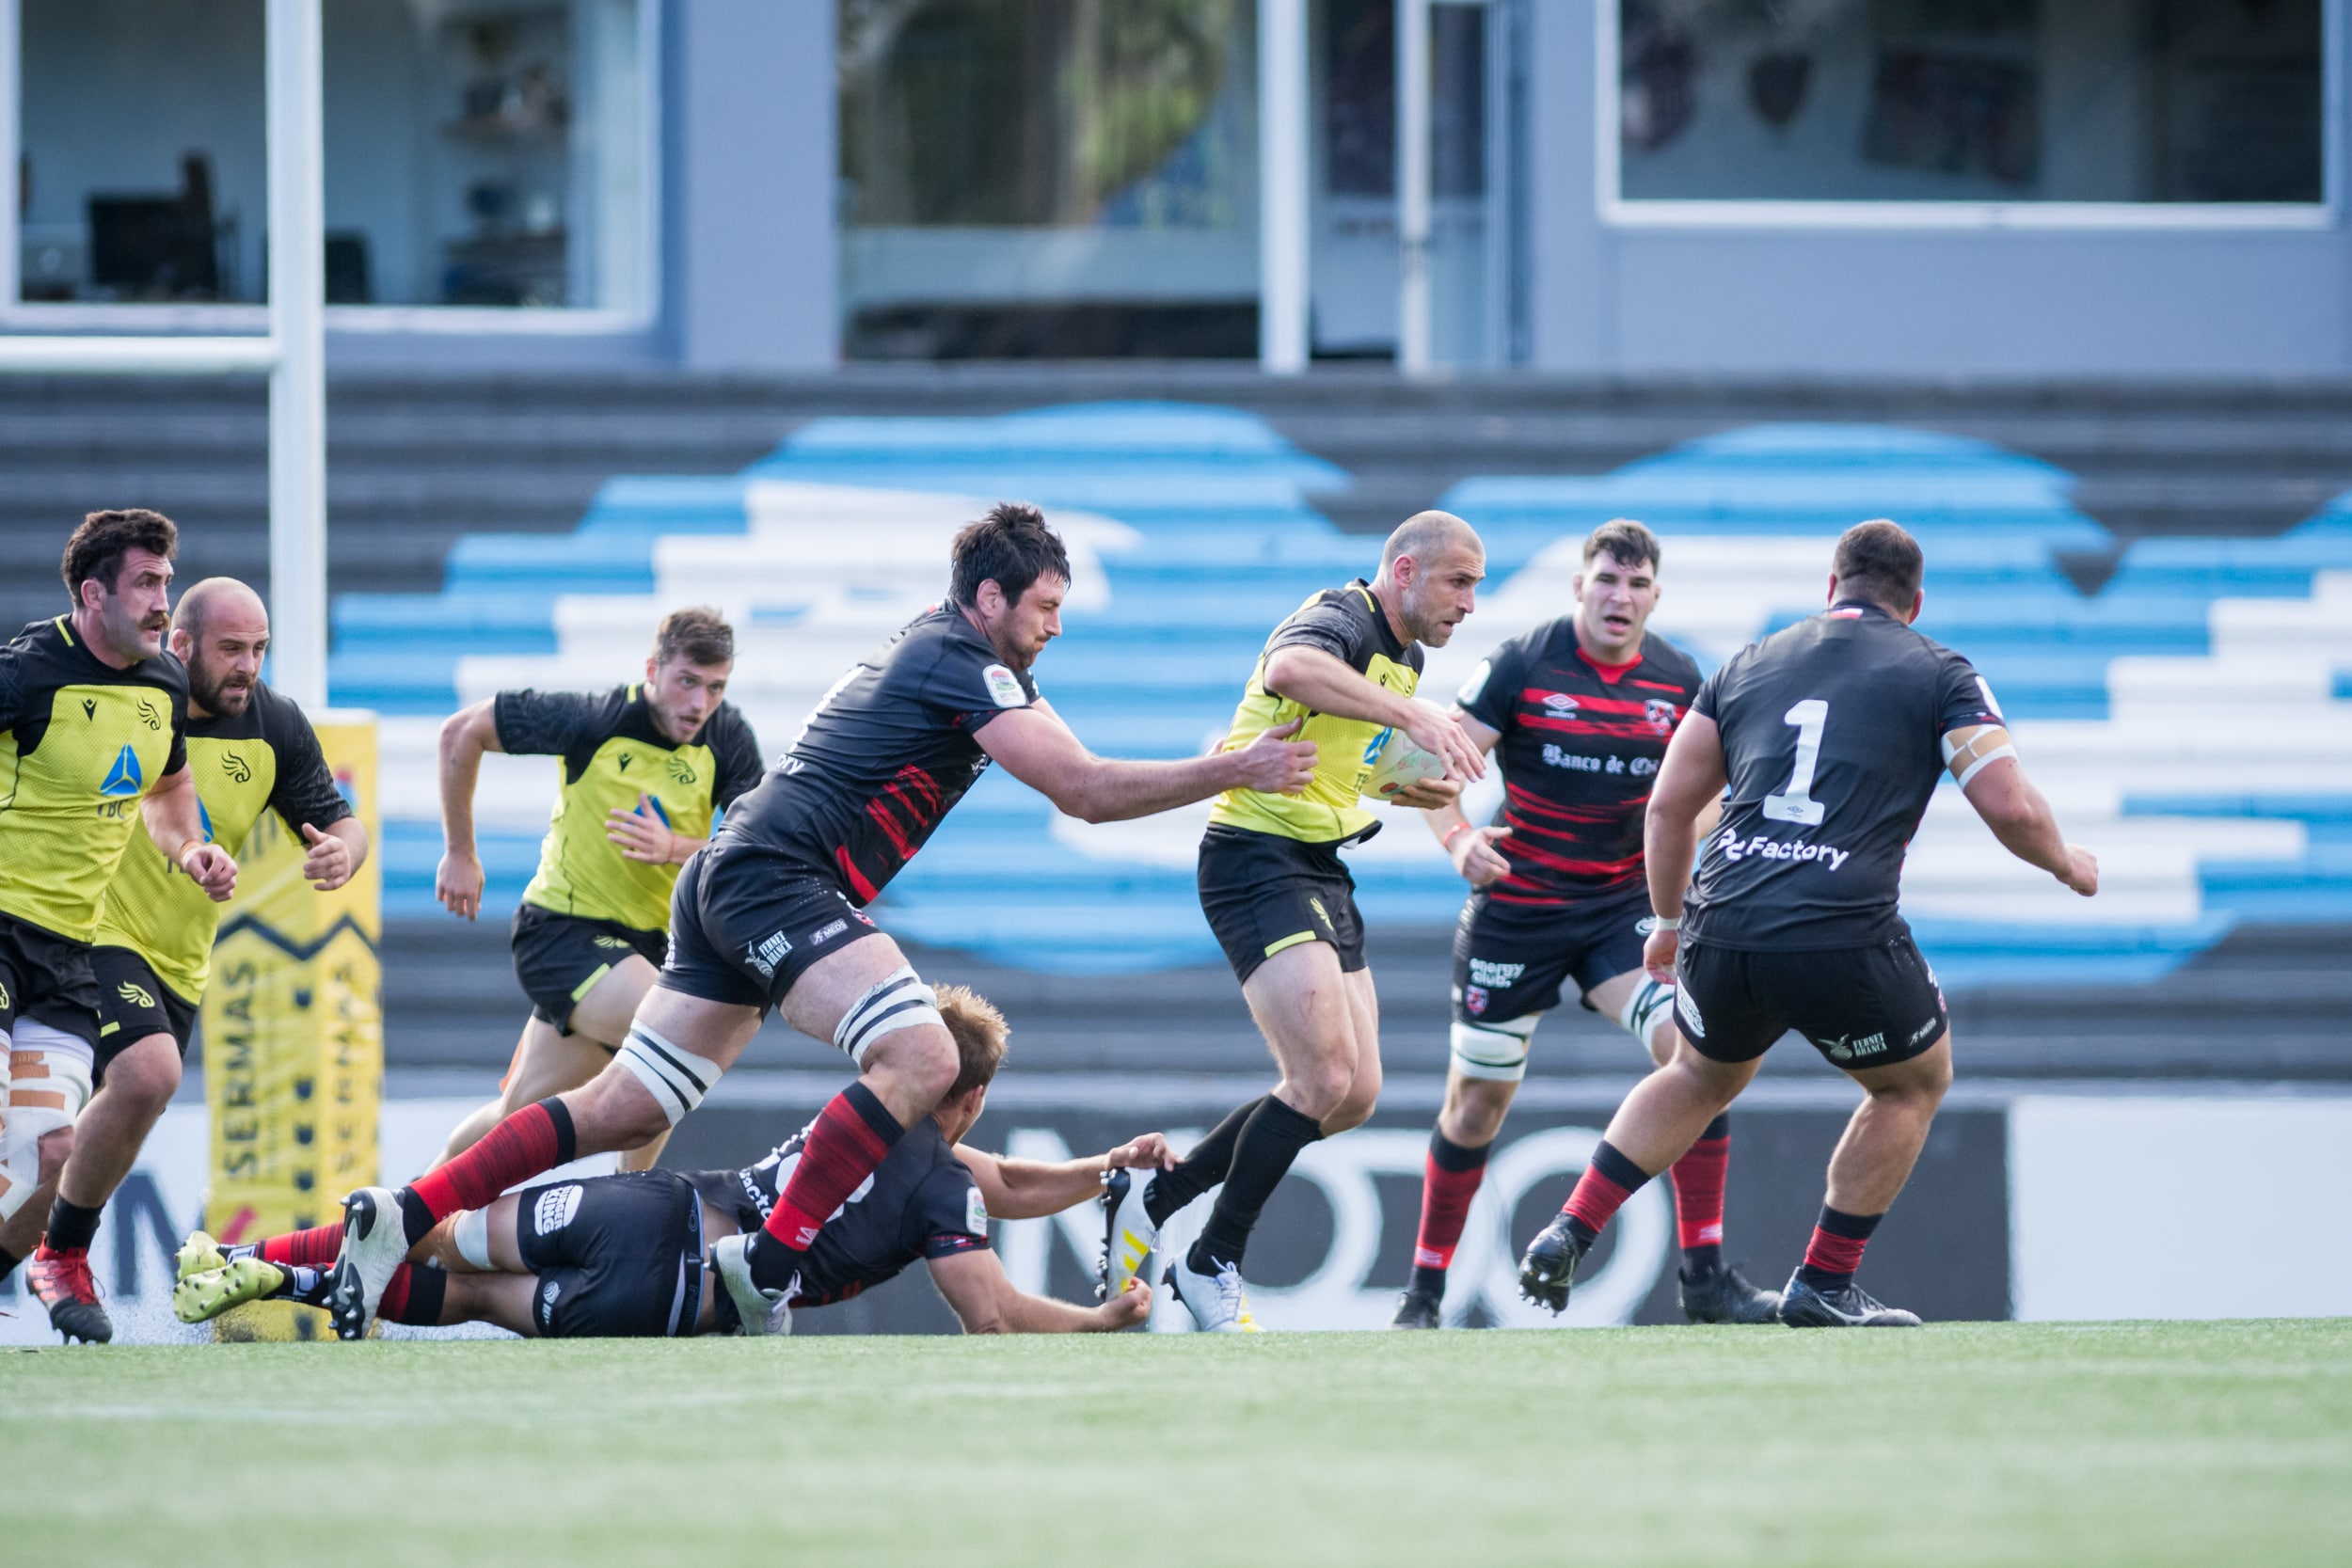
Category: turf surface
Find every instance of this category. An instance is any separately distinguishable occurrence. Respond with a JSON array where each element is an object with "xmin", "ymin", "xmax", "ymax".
[{"xmin": 6, "ymin": 1320, "xmax": 2347, "ymax": 1566}]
